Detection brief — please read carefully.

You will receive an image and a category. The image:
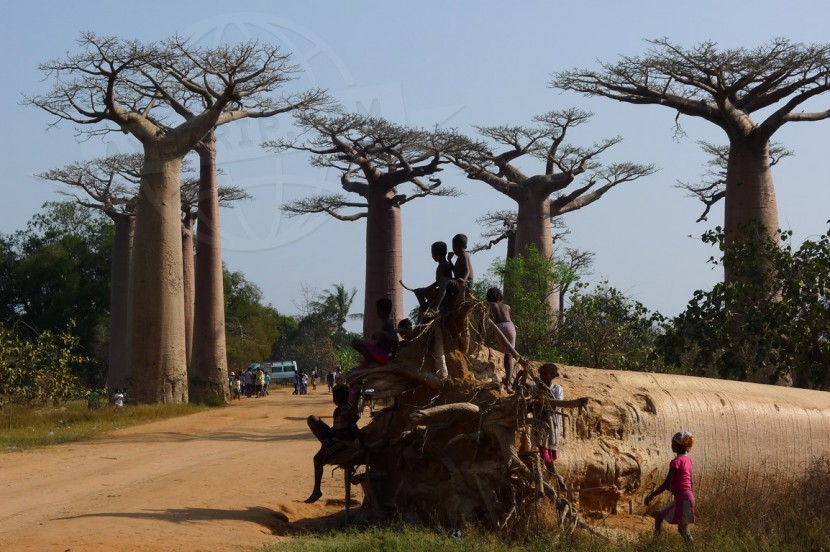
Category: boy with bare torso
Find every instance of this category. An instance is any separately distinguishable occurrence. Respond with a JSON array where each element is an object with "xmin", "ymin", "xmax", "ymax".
[
  {"xmin": 414, "ymin": 241, "xmax": 454, "ymax": 314},
  {"xmin": 448, "ymin": 233, "xmax": 474, "ymax": 289},
  {"xmin": 487, "ymin": 287, "xmax": 517, "ymax": 387}
]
